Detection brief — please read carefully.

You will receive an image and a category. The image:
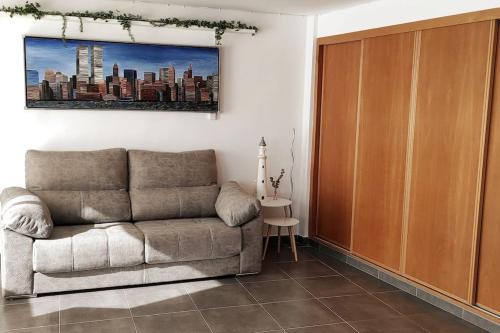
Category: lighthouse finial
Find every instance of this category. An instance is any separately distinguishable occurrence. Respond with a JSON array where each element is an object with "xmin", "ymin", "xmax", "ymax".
[{"xmin": 259, "ymin": 137, "xmax": 267, "ymax": 147}]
